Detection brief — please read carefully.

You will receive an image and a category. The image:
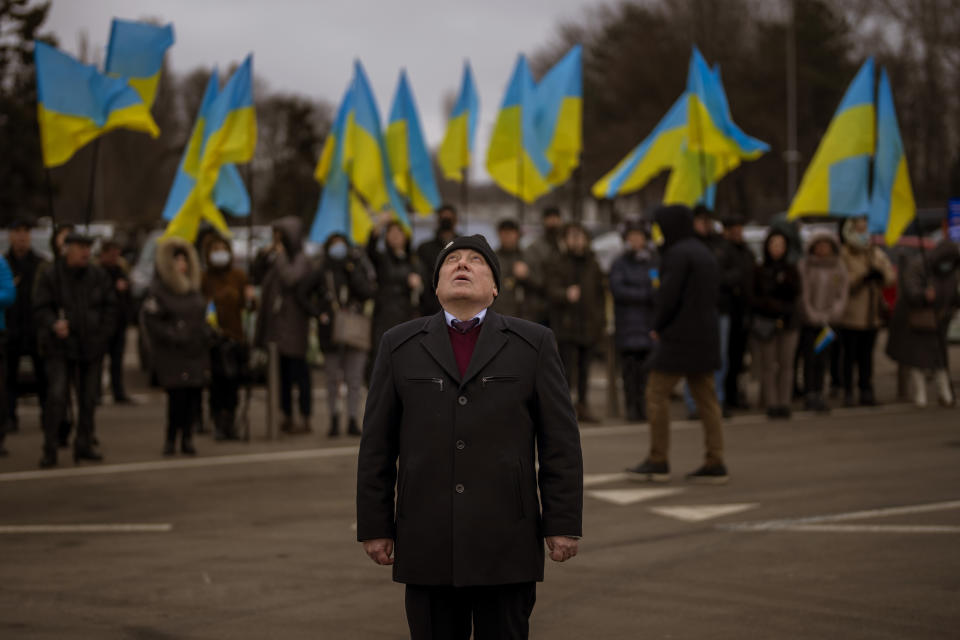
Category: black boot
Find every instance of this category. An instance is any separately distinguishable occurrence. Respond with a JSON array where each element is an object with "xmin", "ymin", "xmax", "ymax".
[
  {"xmin": 347, "ymin": 417, "xmax": 361, "ymax": 436},
  {"xmin": 328, "ymin": 413, "xmax": 340, "ymax": 437},
  {"xmin": 39, "ymin": 449, "xmax": 57, "ymax": 468},
  {"xmin": 74, "ymin": 445, "xmax": 103, "ymax": 463}
]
